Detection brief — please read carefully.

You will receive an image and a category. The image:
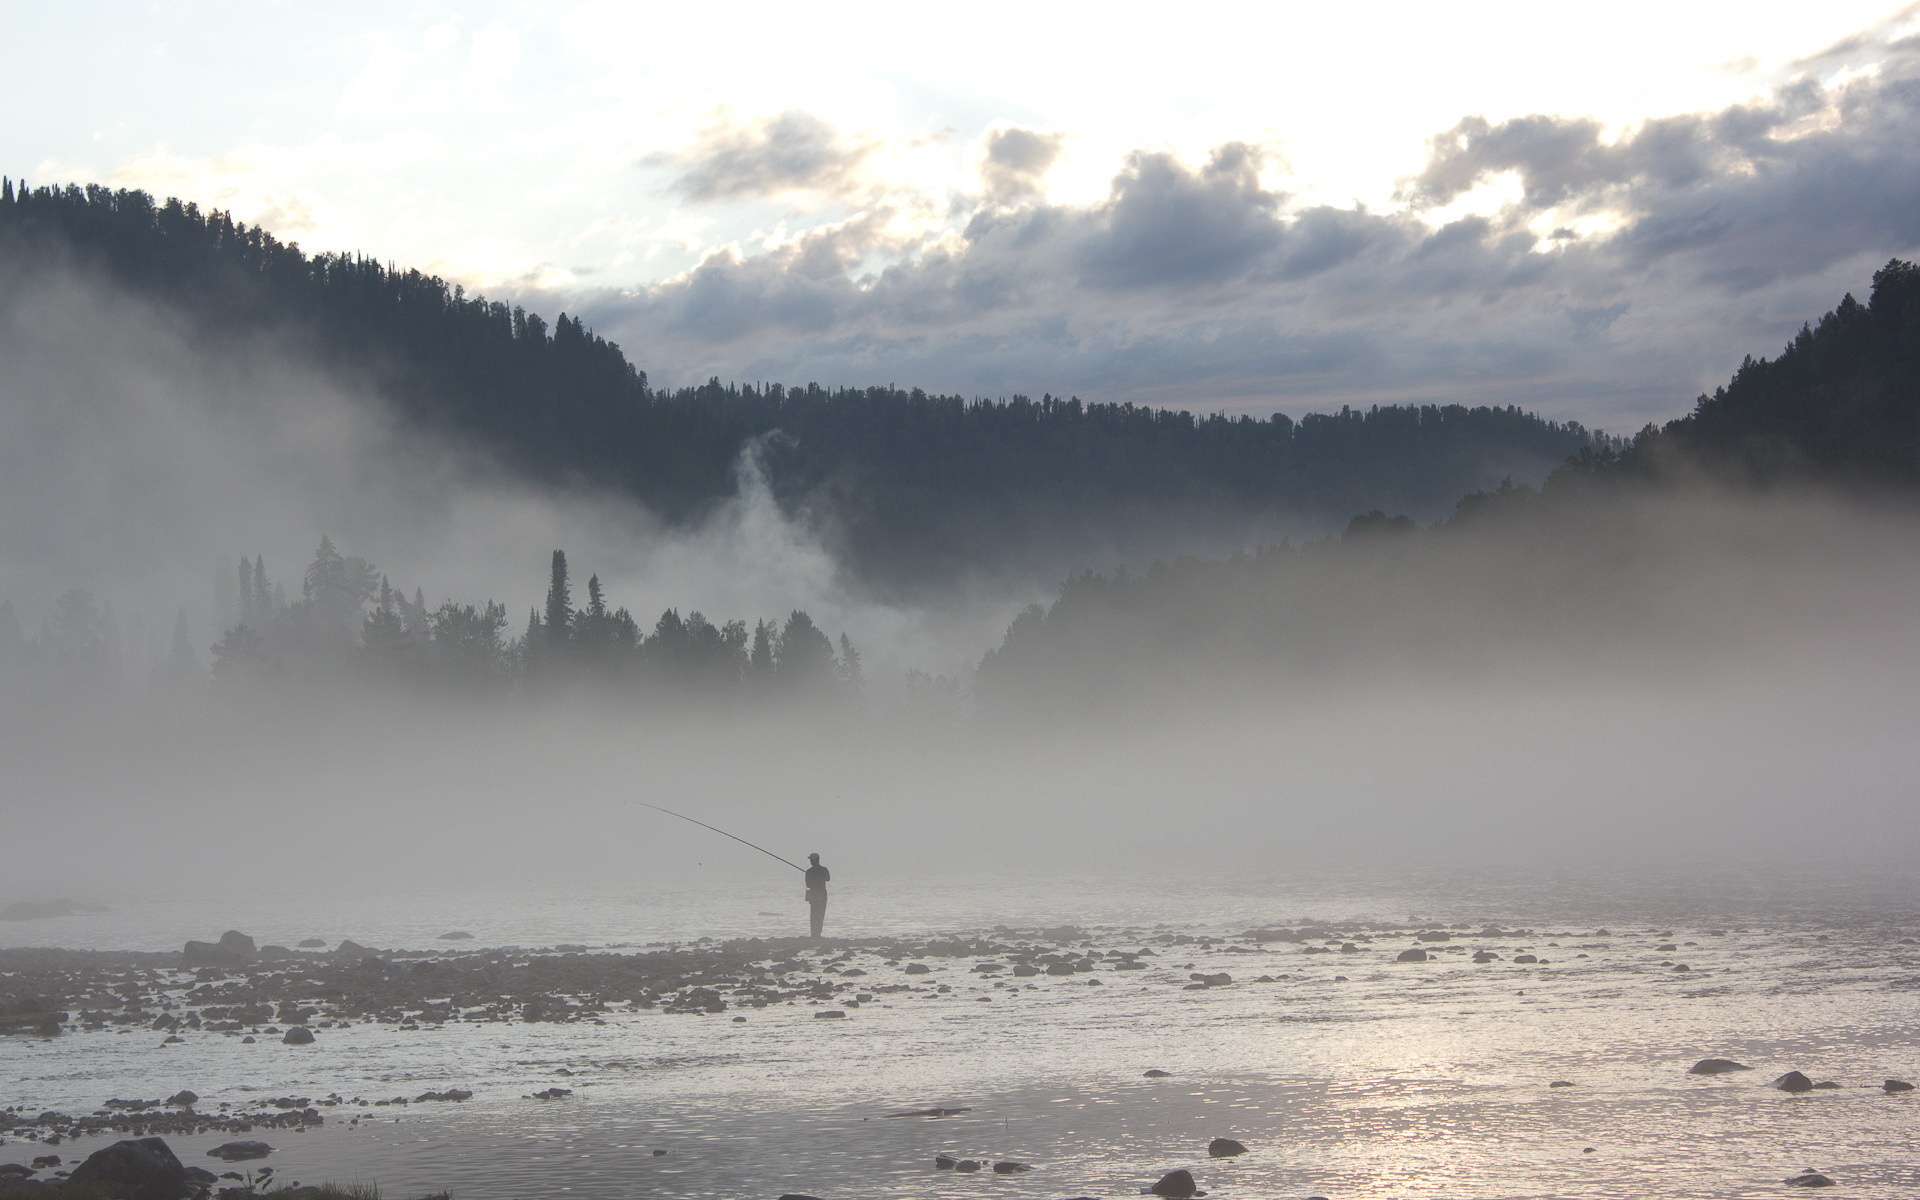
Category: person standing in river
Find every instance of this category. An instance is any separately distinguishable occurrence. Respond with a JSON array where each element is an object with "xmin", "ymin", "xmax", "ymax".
[{"xmin": 804, "ymin": 853, "xmax": 830, "ymax": 938}]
